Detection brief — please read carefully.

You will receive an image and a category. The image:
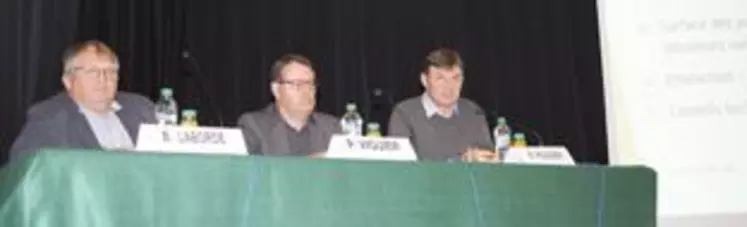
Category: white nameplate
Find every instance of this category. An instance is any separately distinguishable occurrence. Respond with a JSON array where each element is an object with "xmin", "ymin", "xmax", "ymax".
[
  {"xmin": 135, "ymin": 124, "xmax": 248, "ymax": 155},
  {"xmin": 503, "ymin": 146, "xmax": 575, "ymax": 165},
  {"xmin": 325, "ymin": 135, "xmax": 417, "ymax": 161}
]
